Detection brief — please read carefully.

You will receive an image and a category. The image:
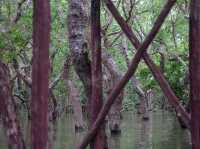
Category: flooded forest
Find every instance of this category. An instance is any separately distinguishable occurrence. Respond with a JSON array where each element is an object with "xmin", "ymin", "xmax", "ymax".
[{"xmin": 0, "ymin": 0, "xmax": 200, "ymax": 149}]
